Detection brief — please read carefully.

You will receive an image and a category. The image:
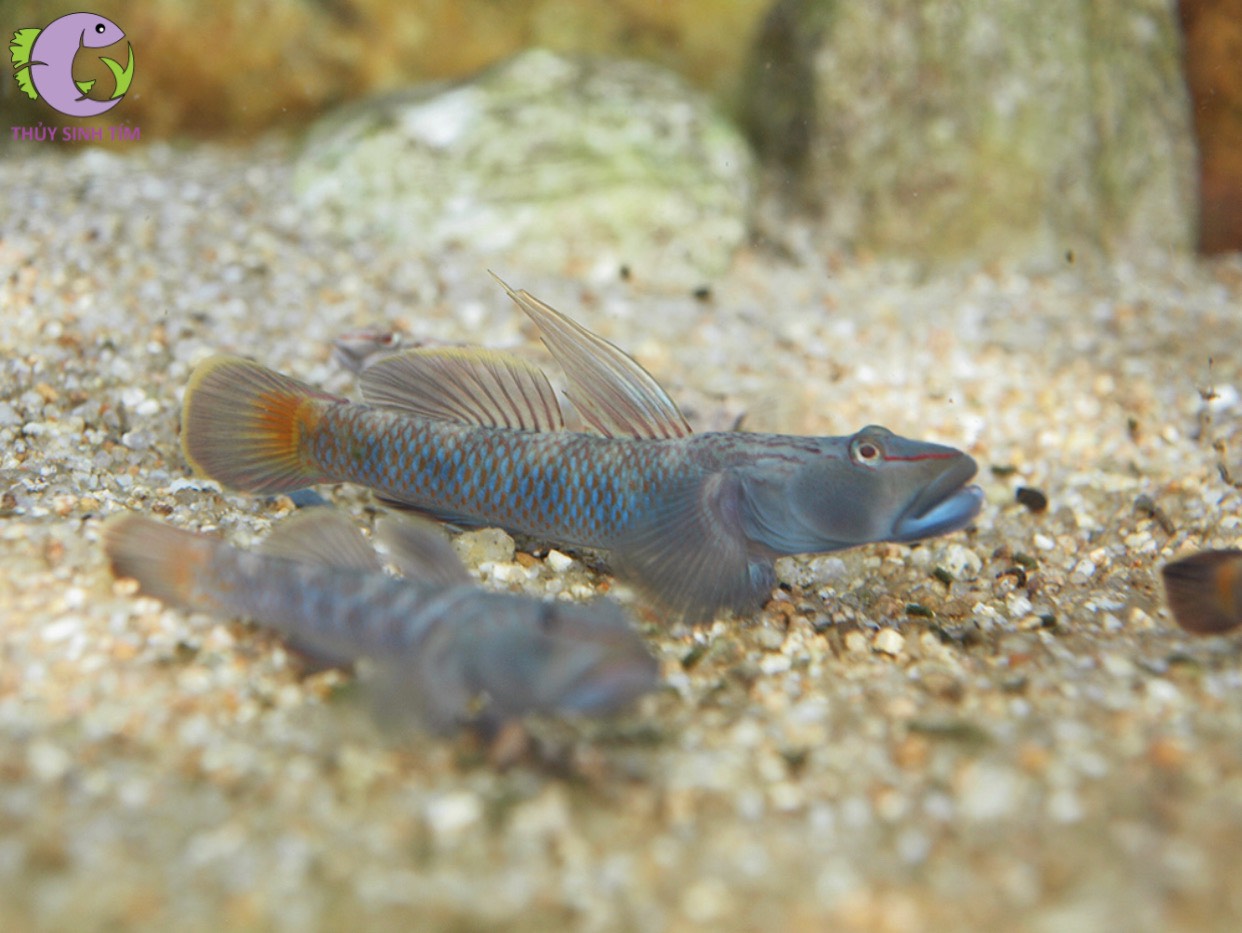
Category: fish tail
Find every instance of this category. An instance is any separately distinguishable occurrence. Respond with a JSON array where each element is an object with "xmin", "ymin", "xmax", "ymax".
[
  {"xmin": 181, "ymin": 355, "xmax": 340, "ymax": 494},
  {"xmin": 102, "ymin": 514, "xmax": 218, "ymax": 611},
  {"xmin": 10, "ymin": 28, "xmax": 38, "ymax": 69},
  {"xmin": 10, "ymin": 28, "xmax": 39, "ymax": 99},
  {"xmin": 1162, "ymin": 549, "xmax": 1242, "ymax": 635}
]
